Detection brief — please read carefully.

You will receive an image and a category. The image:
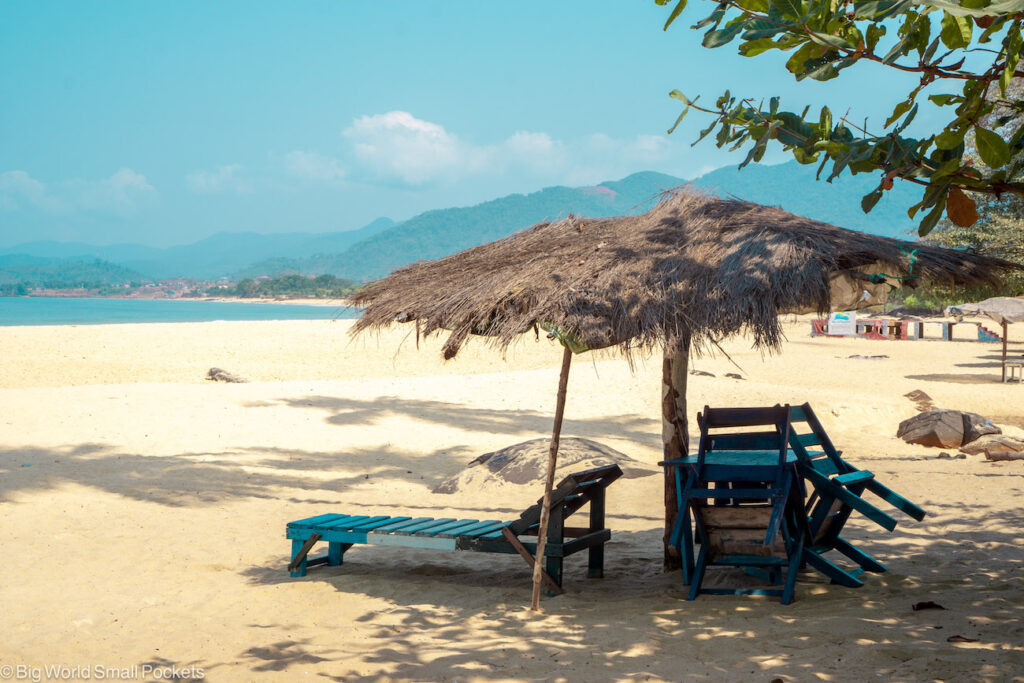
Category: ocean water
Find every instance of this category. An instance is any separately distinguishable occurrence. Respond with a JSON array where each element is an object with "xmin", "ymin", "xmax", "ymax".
[{"xmin": 0, "ymin": 297, "xmax": 358, "ymax": 326}]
